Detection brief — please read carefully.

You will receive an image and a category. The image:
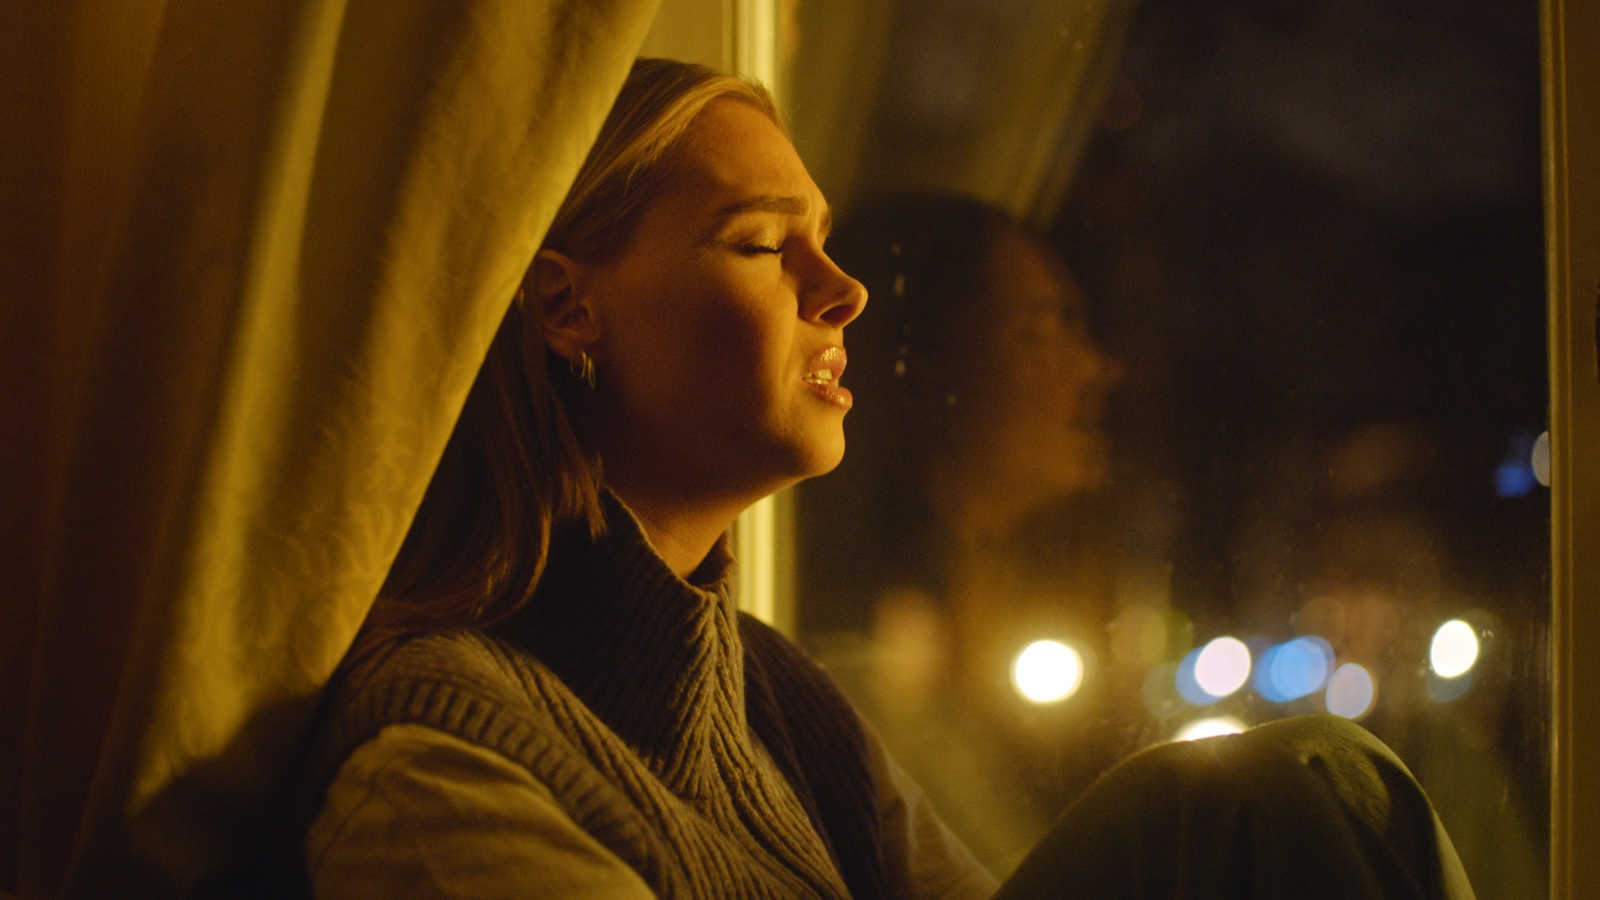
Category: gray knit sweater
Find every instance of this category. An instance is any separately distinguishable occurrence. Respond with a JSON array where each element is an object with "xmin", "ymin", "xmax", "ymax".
[{"xmin": 290, "ymin": 494, "xmax": 888, "ymax": 899}]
